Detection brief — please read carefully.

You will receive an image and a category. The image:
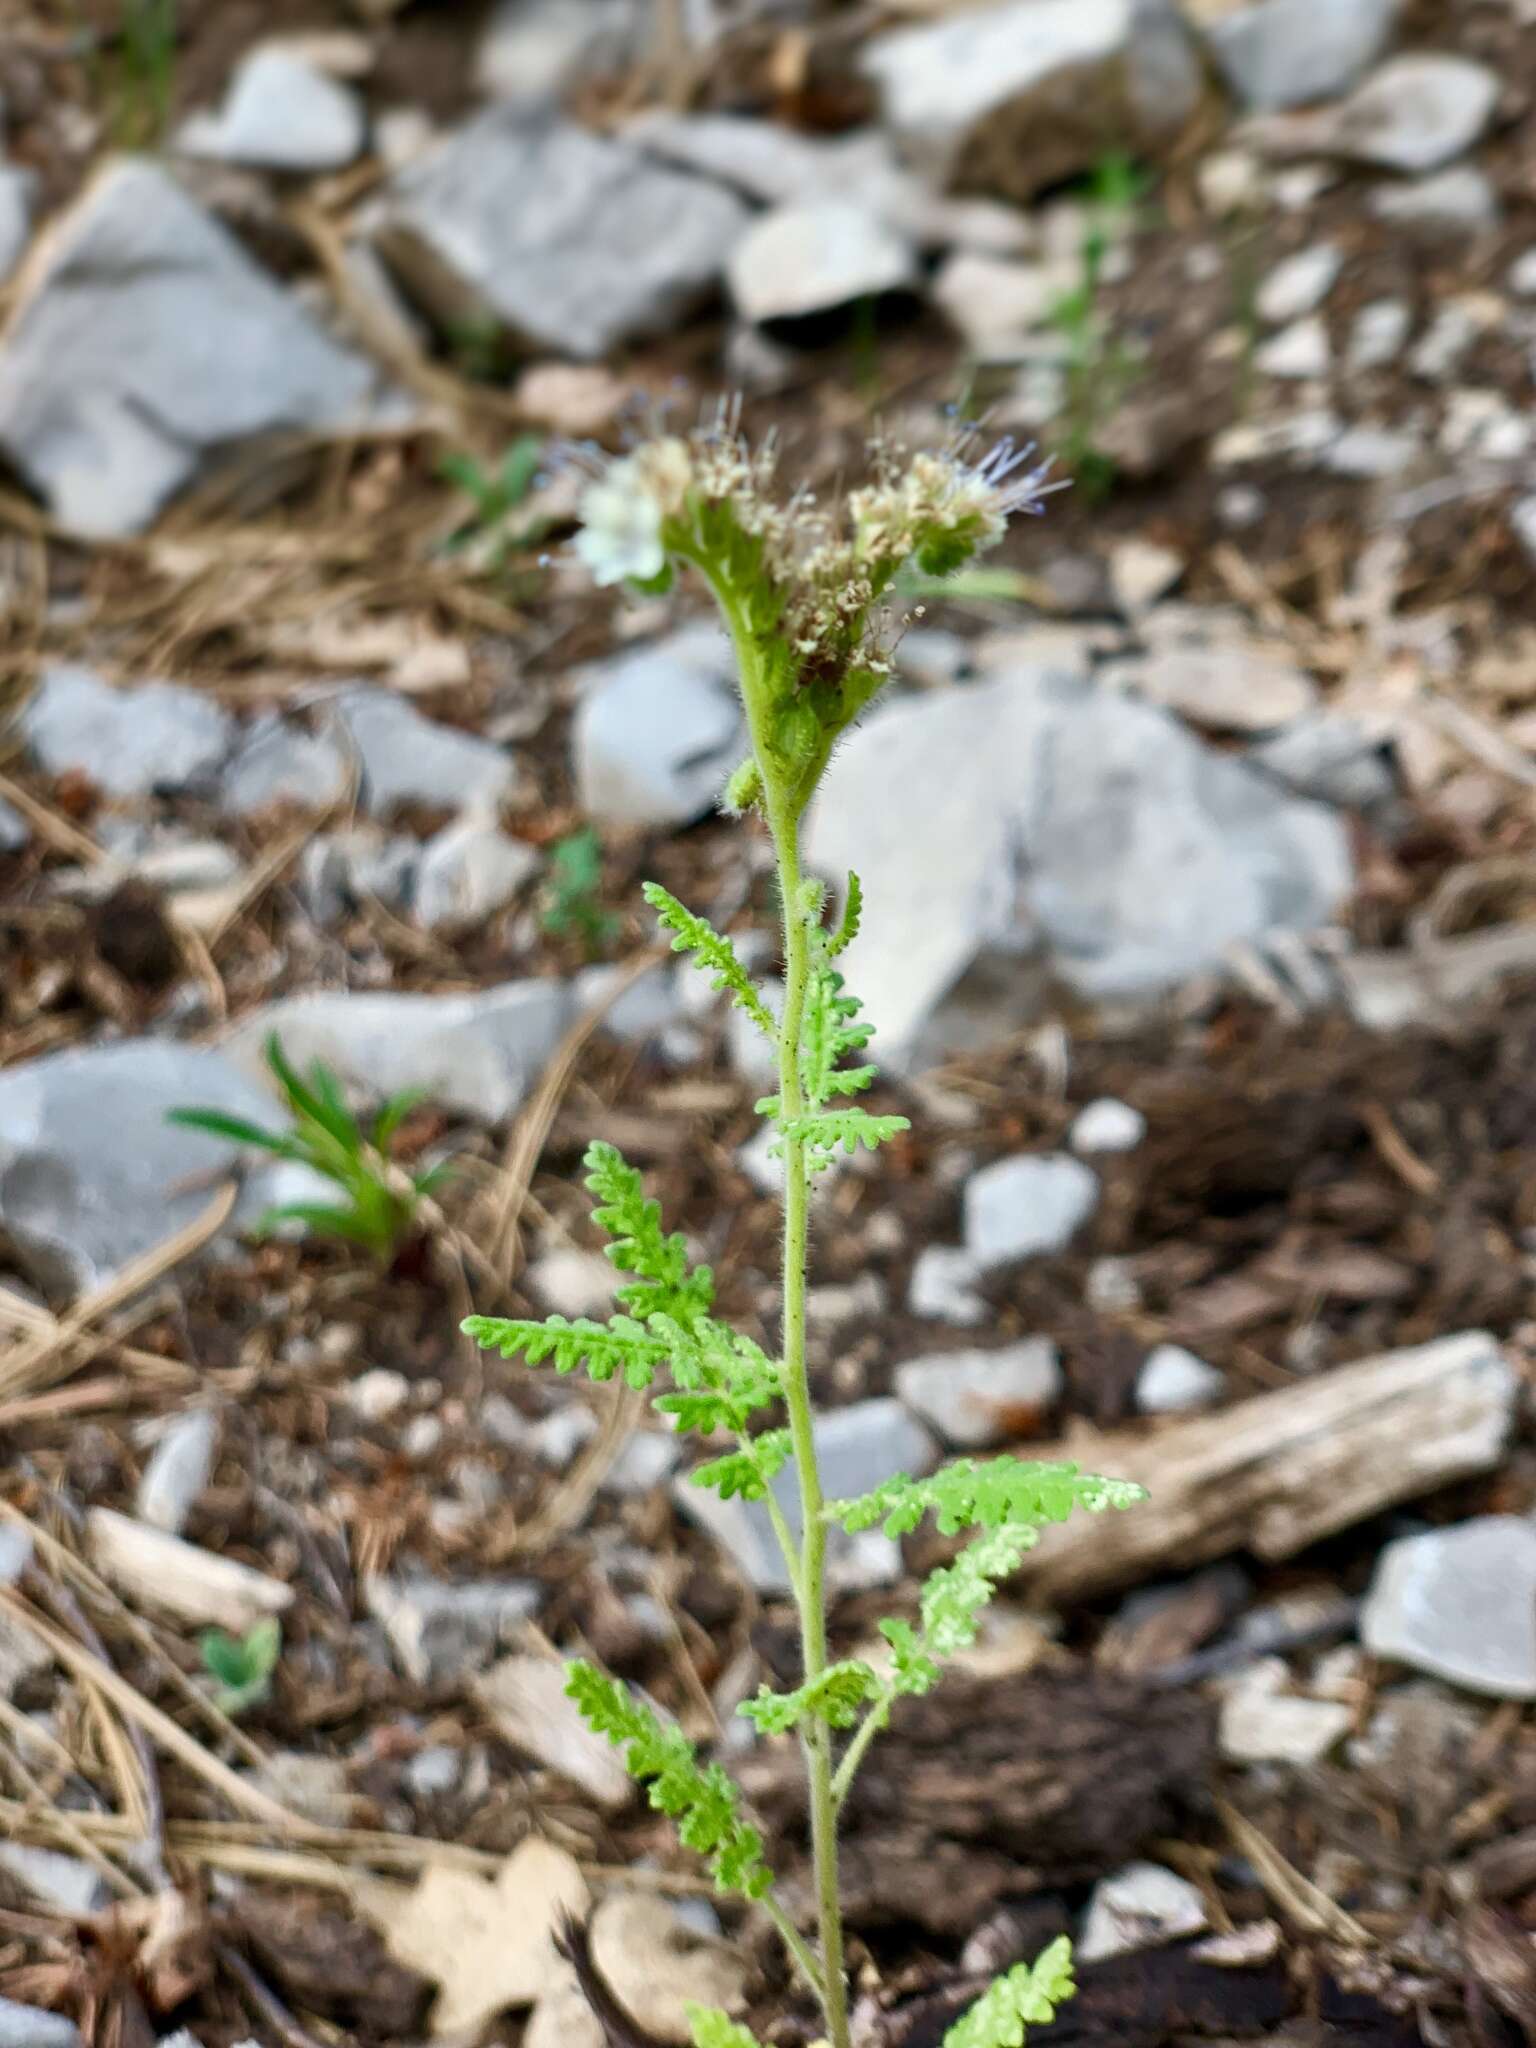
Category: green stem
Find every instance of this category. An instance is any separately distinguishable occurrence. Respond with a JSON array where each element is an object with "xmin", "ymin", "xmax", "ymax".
[
  {"xmin": 830, "ymin": 1688, "xmax": 892, "ymax": 1811},
  {"xmin": 761, "ymin": 1895, "xmax": 828, "ymax": 2007}
]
